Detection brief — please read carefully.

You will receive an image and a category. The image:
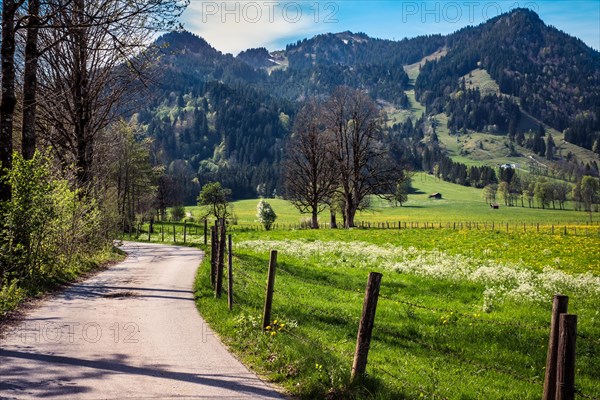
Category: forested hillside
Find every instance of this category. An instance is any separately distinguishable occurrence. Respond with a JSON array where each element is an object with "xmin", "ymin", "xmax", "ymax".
[
  {"xmin": 415, "ymin": 9, "xmax": 600, "ymax": 148},
  {"xmin": 136, "ymin": 8, "xmax": 599, "ymax": 203}
]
